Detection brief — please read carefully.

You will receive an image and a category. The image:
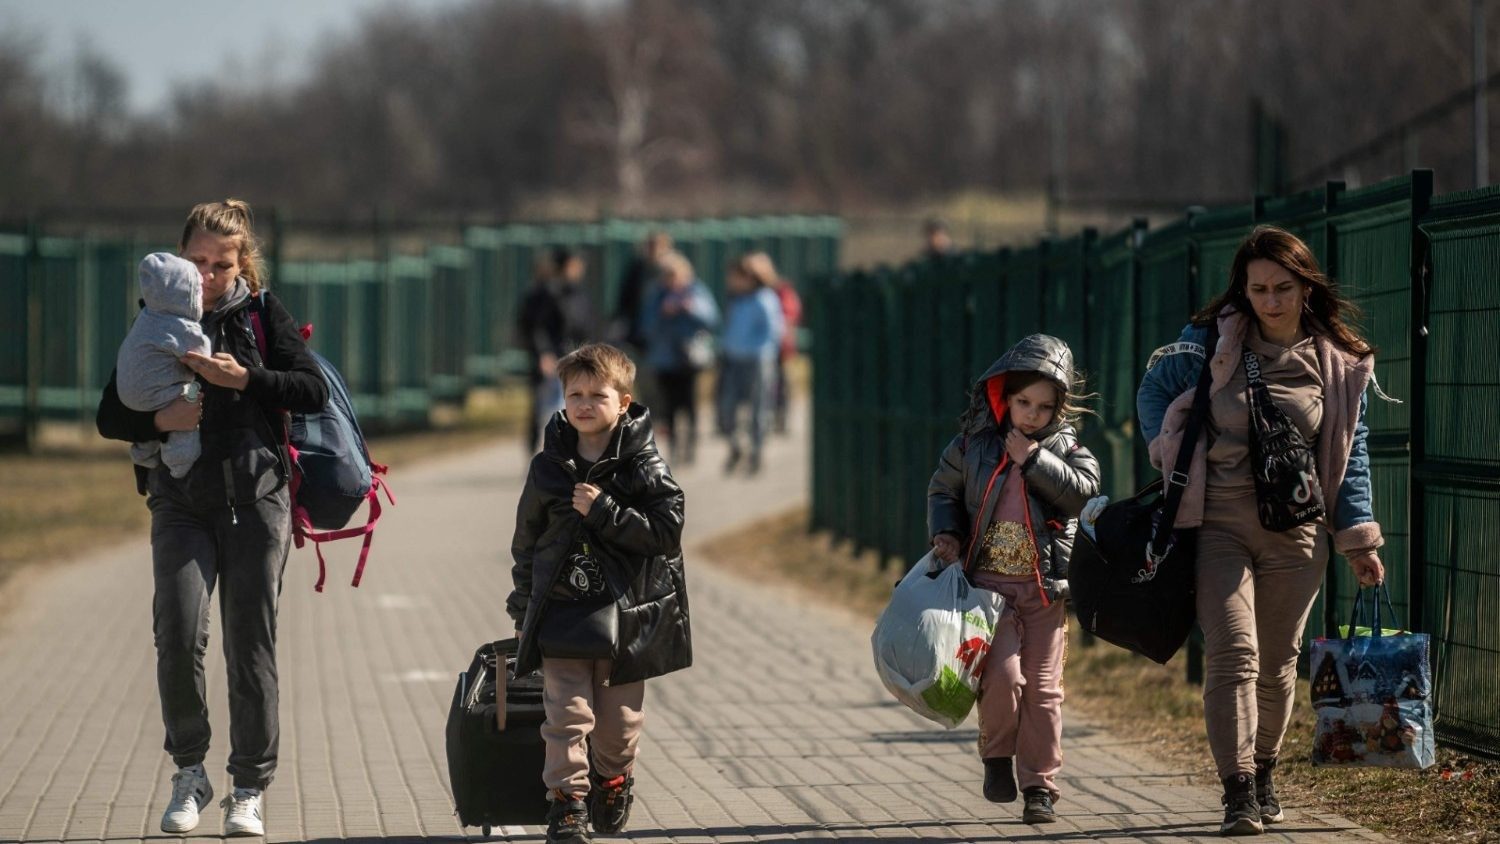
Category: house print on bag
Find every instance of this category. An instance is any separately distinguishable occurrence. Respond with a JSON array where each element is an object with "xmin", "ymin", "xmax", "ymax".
[
  {"xmin": 1349, "ymin": 658, "xmax": 1390, "ymax": 703},
  {"xmin": 1311, "ymin": 652, "xmax": 1348, "ymax": 706}
]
